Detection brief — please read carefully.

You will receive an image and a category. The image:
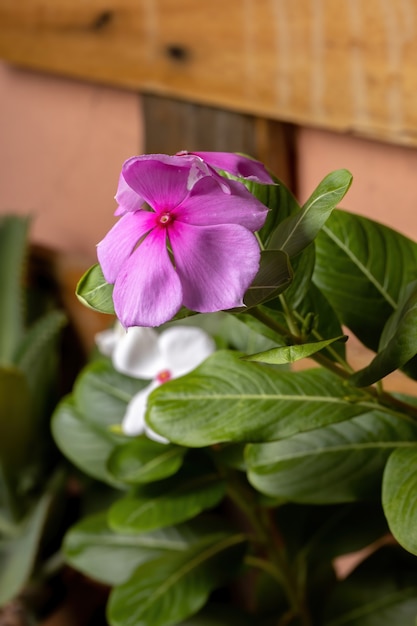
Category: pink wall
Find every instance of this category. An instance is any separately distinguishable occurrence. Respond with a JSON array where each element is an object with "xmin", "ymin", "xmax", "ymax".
[
  {"xmin": 297, "ymin": 127, "xmax": 417, "ymax": 241},
  {"xmin": 0, "ymin": 62, "xmax": 143, "ymax": 264}
]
